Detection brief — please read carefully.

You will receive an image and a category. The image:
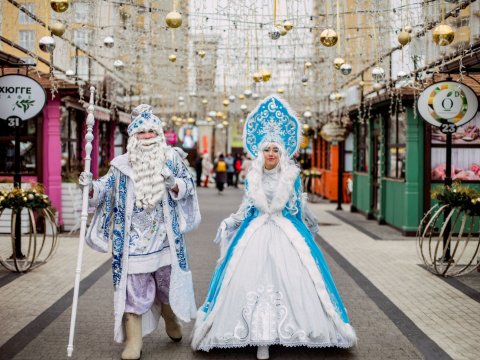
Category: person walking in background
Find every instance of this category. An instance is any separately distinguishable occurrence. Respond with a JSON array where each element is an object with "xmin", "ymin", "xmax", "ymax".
[
  {"xmin": 194, "ymin": 153, "xmax": 203, "ymax": 187},
  {"xmin": 224, "ymin": 153, "xmax": 234, "ymax": 187},
  {"xmin": 214, "ymin": 154, "xmax": 227, "ymax": 194},
  {"xmin": 233, "ymin": 153, "xmax": 243, "ymax": 188},
  {"xmin": 202, "ymin": 152, "xmax": 213, "ymax": 188},
  {"xmin": 240, "ymin": 153, "xmax": 252, "ymax": 184}
]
